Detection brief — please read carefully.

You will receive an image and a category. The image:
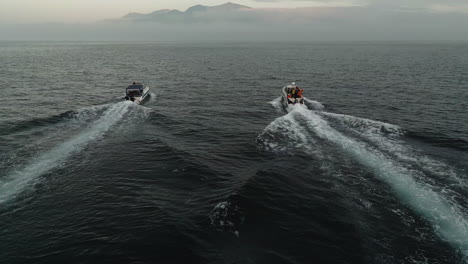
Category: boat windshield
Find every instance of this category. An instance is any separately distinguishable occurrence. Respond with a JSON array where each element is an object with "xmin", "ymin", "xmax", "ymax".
[{"xmin": 127, "ymin": 89, "xmax": 141, "ymax": 97}]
